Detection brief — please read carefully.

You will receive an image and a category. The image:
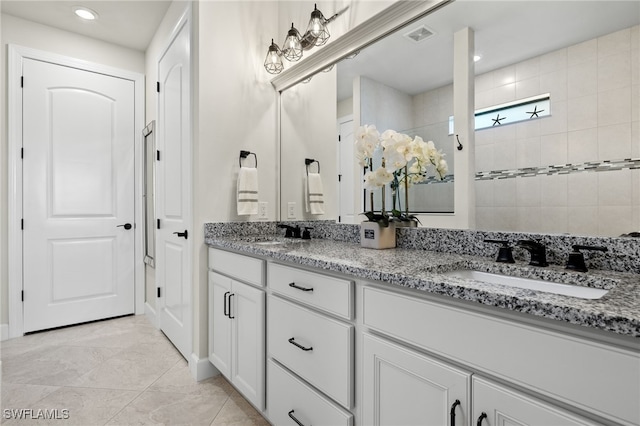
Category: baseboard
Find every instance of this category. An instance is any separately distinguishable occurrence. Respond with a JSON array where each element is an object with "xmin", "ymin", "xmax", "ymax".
[
  {"xmin": 144, "ymin": 302, "xmax": 159, "ymax": 329},
  {"xmin": 1, "ymin": 324, "xmax": 9, "ymax": 341},
  {"xmin": 190, "ymin": 352, "xmax": 219, "ymax": 382}
]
